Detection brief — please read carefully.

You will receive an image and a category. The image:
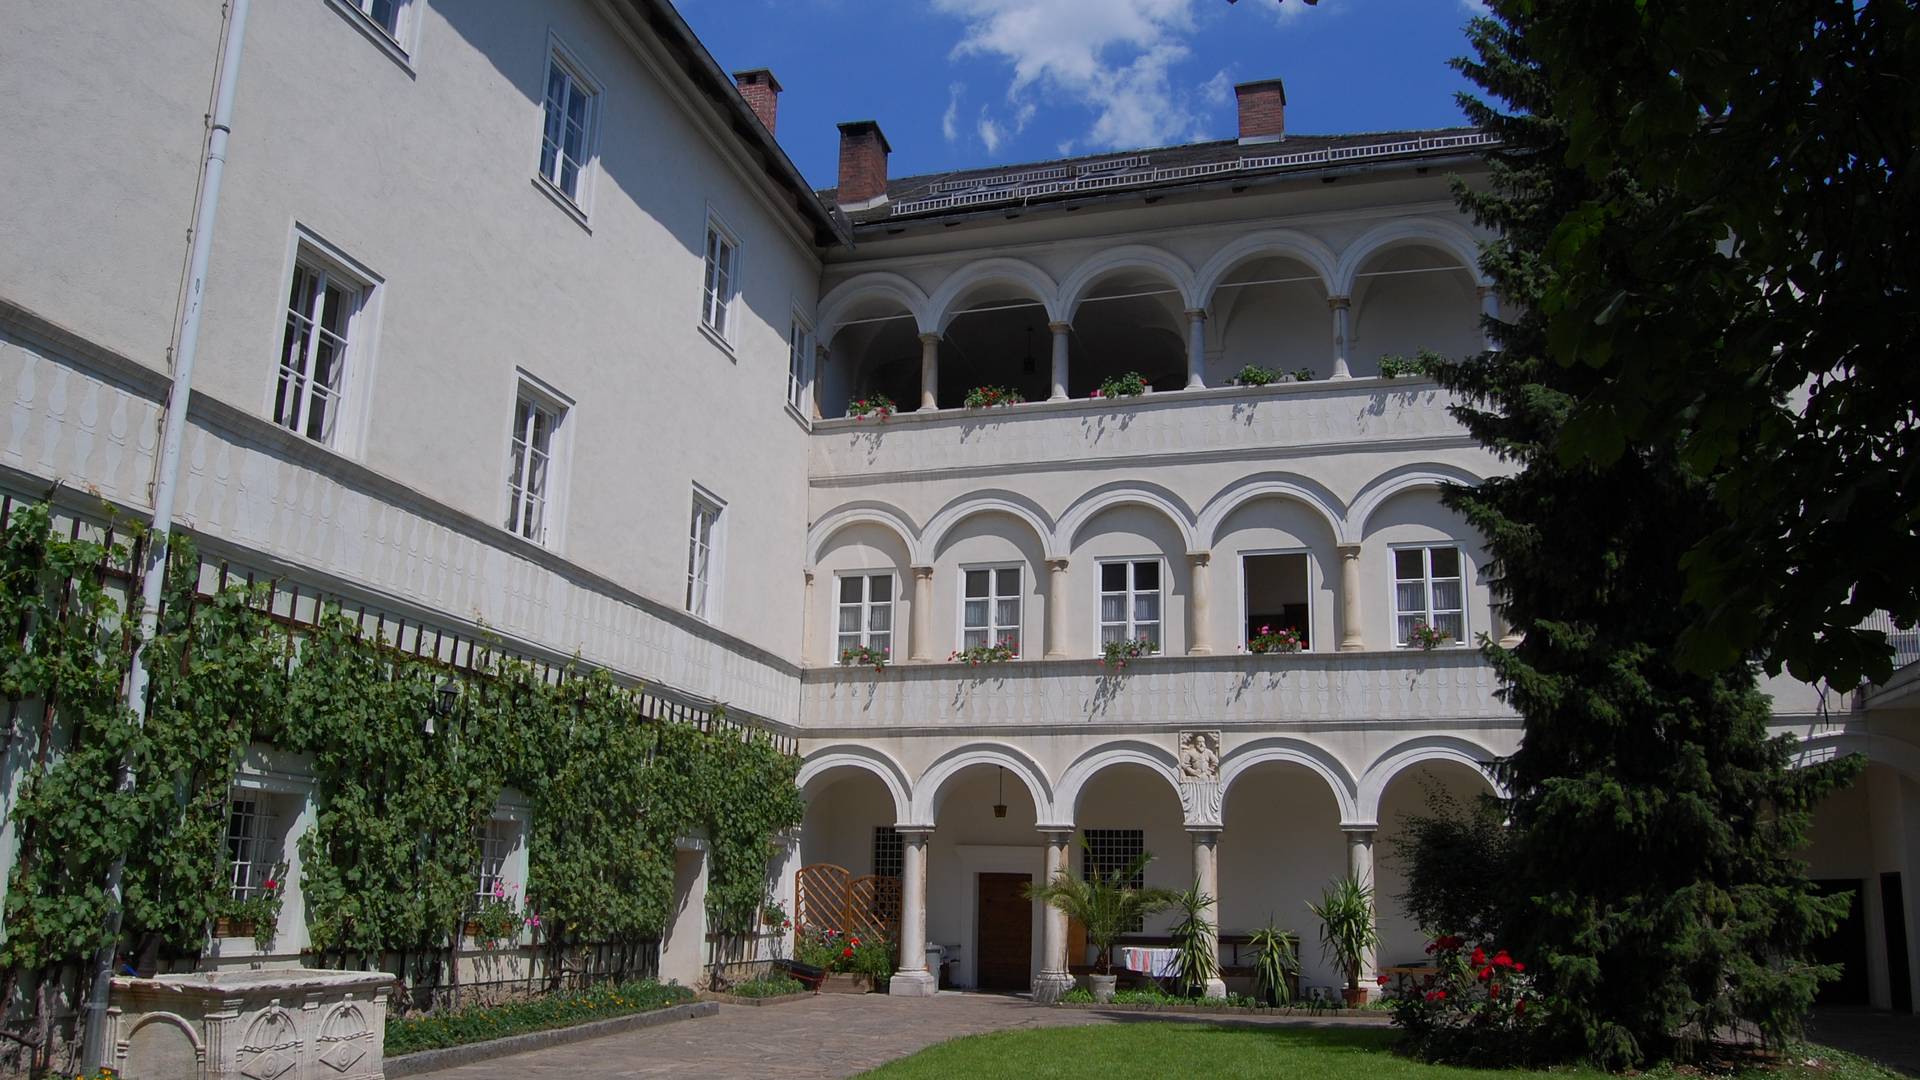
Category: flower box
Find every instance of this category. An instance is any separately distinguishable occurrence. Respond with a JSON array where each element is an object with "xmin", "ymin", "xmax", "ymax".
[
  {"xmin": 214, "ymin": 917, "xmax": 257, "ymax": 939},
  {"xmin": 817, "ymin": 972, "xmax": 874, "ymax": 994}
]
